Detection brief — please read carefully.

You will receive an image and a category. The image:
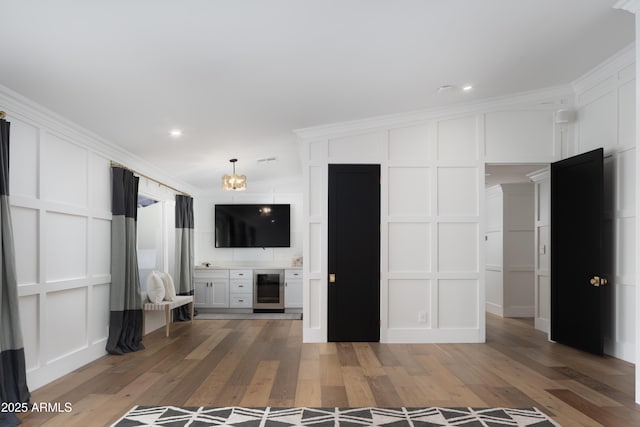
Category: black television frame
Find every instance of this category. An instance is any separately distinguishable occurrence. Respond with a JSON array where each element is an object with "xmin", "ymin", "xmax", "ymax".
[{"xmin": 214, "ymin": 204, "xmax": 291, "ymax": 248}]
